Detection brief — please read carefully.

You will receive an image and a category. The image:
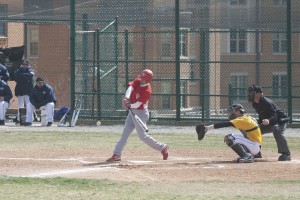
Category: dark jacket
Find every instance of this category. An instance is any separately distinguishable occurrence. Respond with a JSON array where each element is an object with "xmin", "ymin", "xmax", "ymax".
[
  {"xmin": 30, "ymin": 83, "xmax": 57, "ymax": 109},
  {"xmin": 0, "ymin": 80, "xmax": 13, "ymax": 103},
  {"xmin": 14, "ymin": 66, "xmax": 35, "ymax": 96},
  {"xmin": 252, "ymin": 96, "xmax": 287, "ymax": 126},
  {"xmin": 0, "ymin": 64, "xmax": 10, "ymax": 82}
]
